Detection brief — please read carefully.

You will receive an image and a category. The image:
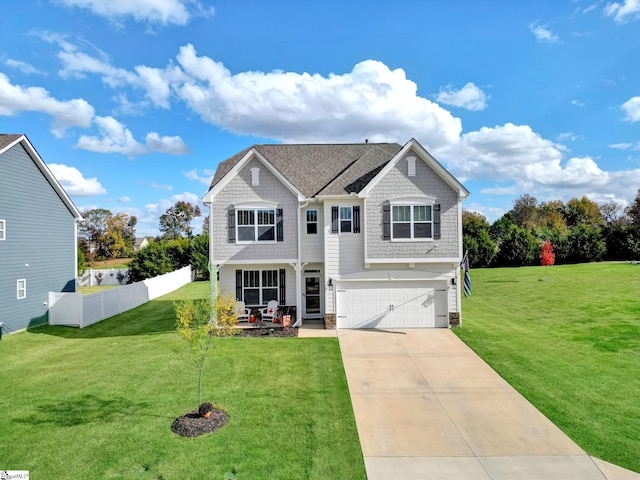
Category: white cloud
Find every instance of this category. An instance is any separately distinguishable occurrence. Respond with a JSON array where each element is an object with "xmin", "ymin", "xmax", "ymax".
[
  {"xmin": 184, "ymin": 168, "xmax": 216, "ymax": 186},
  {"xmin": 571, "ymin": 99, "xmax": 586, "ymax": 107},
  {"xmin": 145, "ymin": 132, "xmax": 190, "ymax": 154},
  {"xmin": 530, "ymin": 22, "xmax": 560, "ymax": 43},
  {"xmin": 436, "ymin": 122, "xmax": 640, "ymax": 202},
  {"xmin": 0, "ymin": 73, "xmax": 95, "ymax": 137},
  {"xmin": 151, "ymin": 182, "xmax": 173, "ymax": 191},
  {"xmin": 622, "ymin": 96, "xmax": 640, "ymax": 121},
  {"xmin": 435, "ymin": 82, "xmax": 489, "ymax": 111},
  {"xmin": 174, "ymin": 45, "xmax": 462, "ymax": 146},
  {"xmin": 610, "ymin": 142, "xmax": 640, "ymax": 150},
  {"xmin": 5, "ymin": 58, "xmax": 44, "ymax": 75},
  {"xmin": 75, "ymin": 116, "xmax": 189, "ymax": 157},
  {"xmin": 119, "ymin": 196, "xmax": 131, "ymax": 202},
  {"xmin": 48, "ymin": 163, "xmax": 106, "ymax": 196},
  {"xmin": 75, "ymin": 116, "xmax": 147, "ymax": 156},
  {"xmin": 53, "ymin": 0, "xmax": 214, "ymax": 26},
  {"xmin": 604, "ymin": 0, "xmax": 640, "ymax": 22}
]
